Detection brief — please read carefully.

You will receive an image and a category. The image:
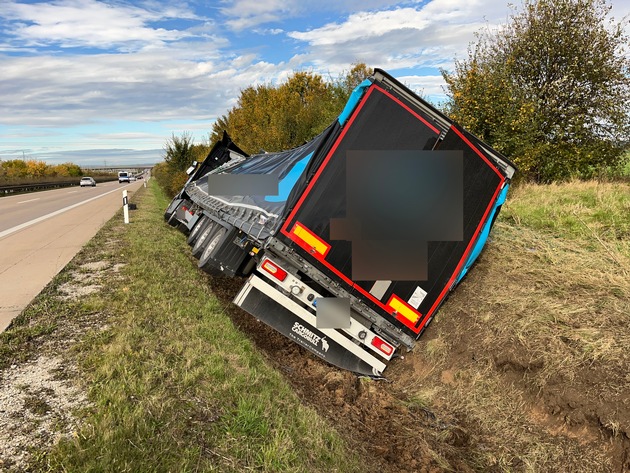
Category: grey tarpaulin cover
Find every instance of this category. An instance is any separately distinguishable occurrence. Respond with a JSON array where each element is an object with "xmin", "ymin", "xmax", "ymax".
[{"xmin": 186, "ymin": 125, "xmax": 333, "ymax": 241}]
